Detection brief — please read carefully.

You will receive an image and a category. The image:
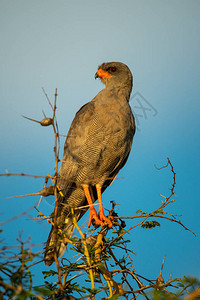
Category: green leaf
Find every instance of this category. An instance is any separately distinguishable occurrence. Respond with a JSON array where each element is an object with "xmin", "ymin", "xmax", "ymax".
[
  {"xmin": 152, "ymin": 209, "xmax": 164, "ymax": 216},
  {"xmin": 34, "ymin": 285, "xmax": 54, "ymax": 296},
  {"xmin": 42, "ymin": 270, "xmax": 57, "ymax": 279},
  {"xmin": 141, "ymin": 221, "xmax": 160, "ymax": 229}
]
